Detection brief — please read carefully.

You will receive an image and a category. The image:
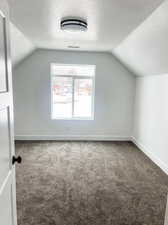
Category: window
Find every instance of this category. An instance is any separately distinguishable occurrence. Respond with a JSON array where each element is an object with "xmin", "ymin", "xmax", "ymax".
[{"xmin": 51, "ymin": 63, "xmax": 95, "ymax": 120}]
